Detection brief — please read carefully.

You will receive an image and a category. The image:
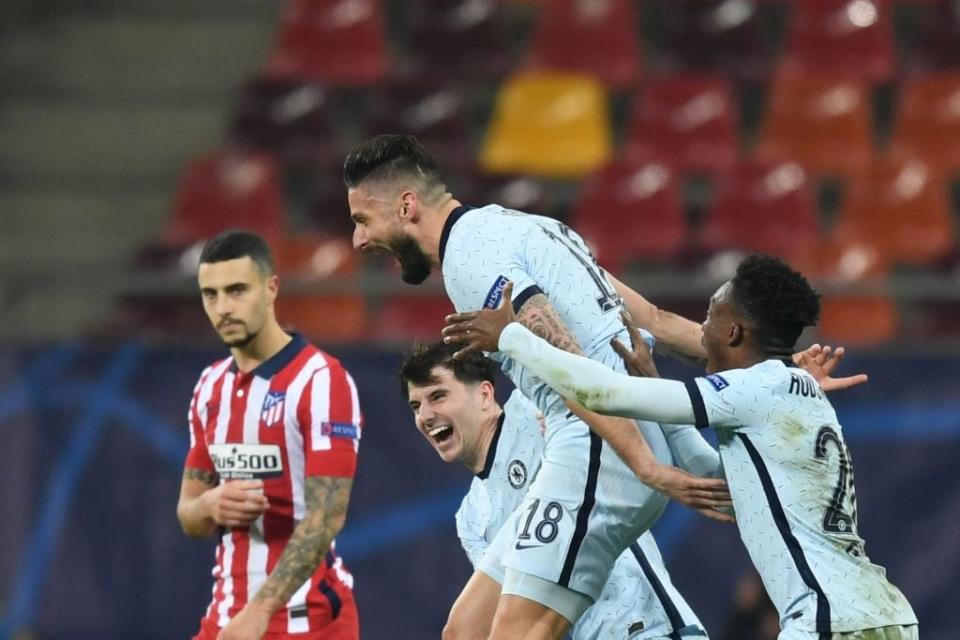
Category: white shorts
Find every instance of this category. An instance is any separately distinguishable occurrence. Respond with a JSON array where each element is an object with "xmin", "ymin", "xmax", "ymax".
[
  {"xmin": 484, "ymin": 411, "xmax": 673, "ymax": 620},
  {"xmin": 779, "ymin": 625, "xmax": 919, "ymax": 640}
]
